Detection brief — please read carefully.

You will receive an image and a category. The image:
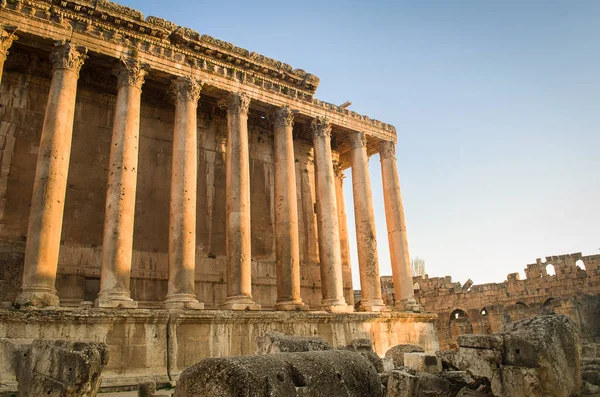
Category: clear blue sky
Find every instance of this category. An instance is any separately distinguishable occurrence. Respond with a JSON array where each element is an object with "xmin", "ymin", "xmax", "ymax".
[{"xmin": 120, "ymin": 0, "xmax": 600, "ymax": 286}]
